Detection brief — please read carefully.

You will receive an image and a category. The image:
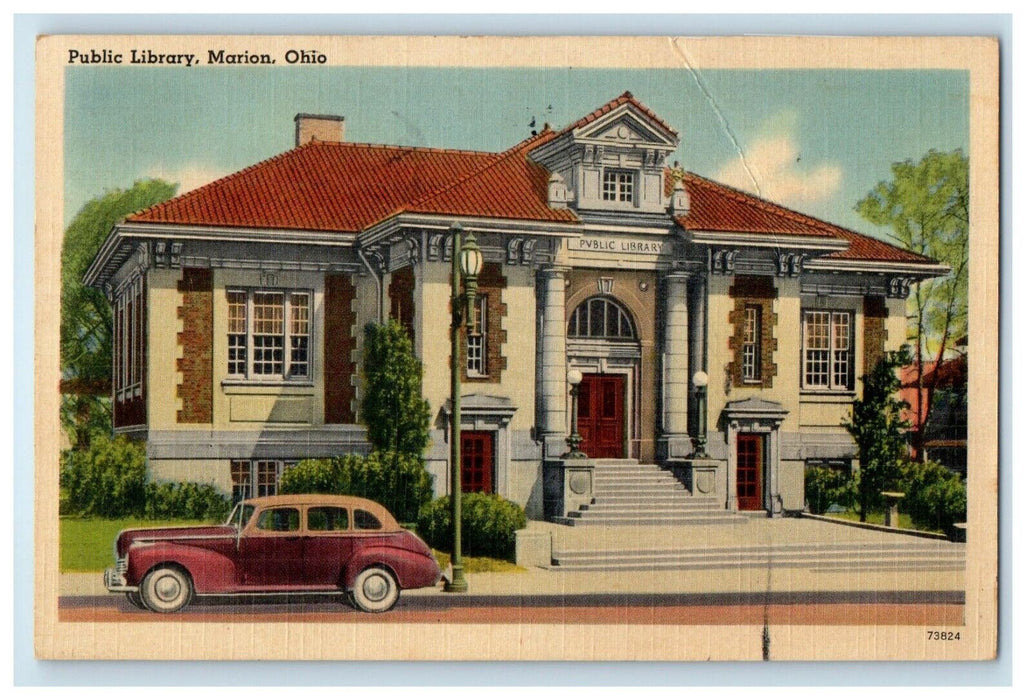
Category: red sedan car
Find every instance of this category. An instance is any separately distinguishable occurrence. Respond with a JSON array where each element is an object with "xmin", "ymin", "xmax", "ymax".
[{"xmin": 104, "ymin": 494, "xmax": 444, "ymax": 613}]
